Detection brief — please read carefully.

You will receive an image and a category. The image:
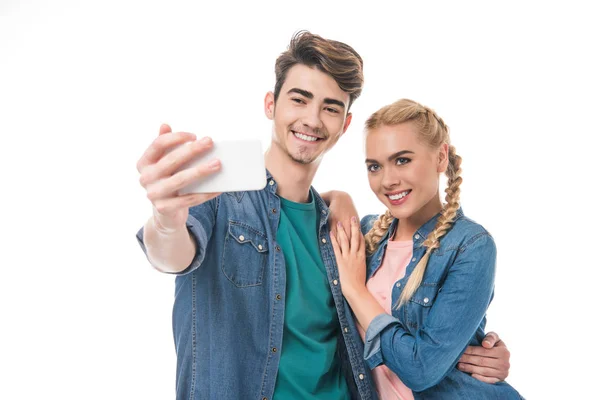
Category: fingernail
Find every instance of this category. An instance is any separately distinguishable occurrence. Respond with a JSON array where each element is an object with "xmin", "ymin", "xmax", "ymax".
[
  {"xmin": 200, "ymin": 136, "xmax": 211, "ymax": 145},
  {"xmin": 351, "ymin": 216, "xmax": 357, "ymax": 223},
  {"xmin": 337, "ymin": 221, "xmax": 342, "ymax": 227},
  {"xmin": 208, "ymin": 159, "xmax": 220, "ymax": 169}
]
